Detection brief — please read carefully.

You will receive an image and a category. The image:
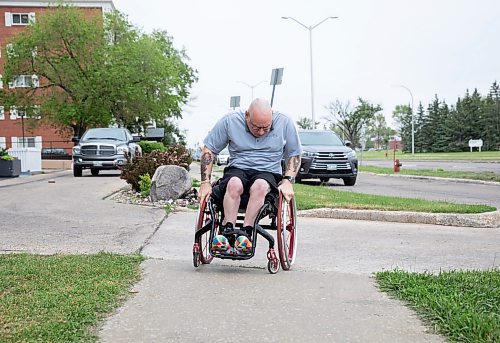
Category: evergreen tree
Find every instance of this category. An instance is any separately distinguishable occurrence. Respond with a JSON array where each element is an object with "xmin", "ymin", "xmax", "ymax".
[{"xmin": 414, "ymin": 103, "xmax": 427, "ymax": 152}]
